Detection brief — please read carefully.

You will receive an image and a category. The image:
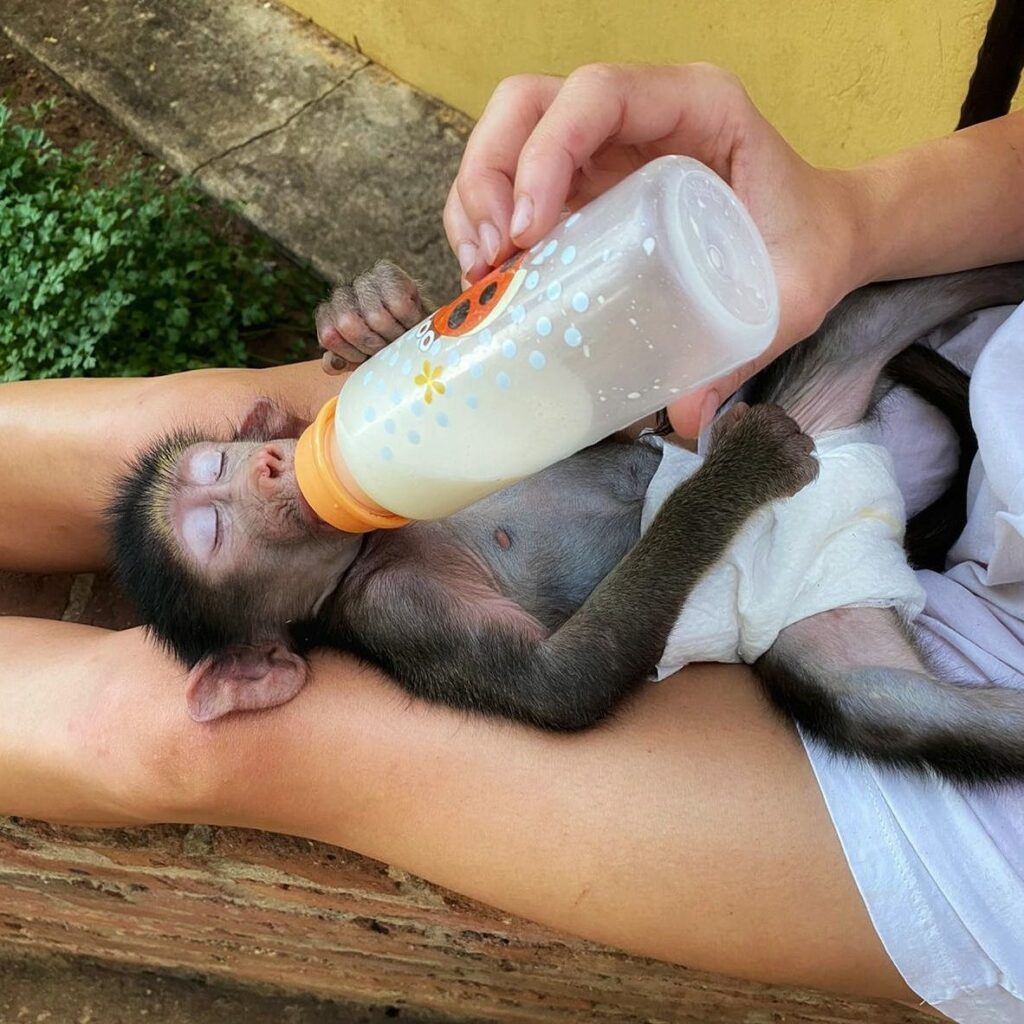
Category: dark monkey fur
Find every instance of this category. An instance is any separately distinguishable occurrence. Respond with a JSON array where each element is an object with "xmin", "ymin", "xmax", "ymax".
[{"xmin": 109, "ymin": 262, "xmax": 1024, "ymax": 786}]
